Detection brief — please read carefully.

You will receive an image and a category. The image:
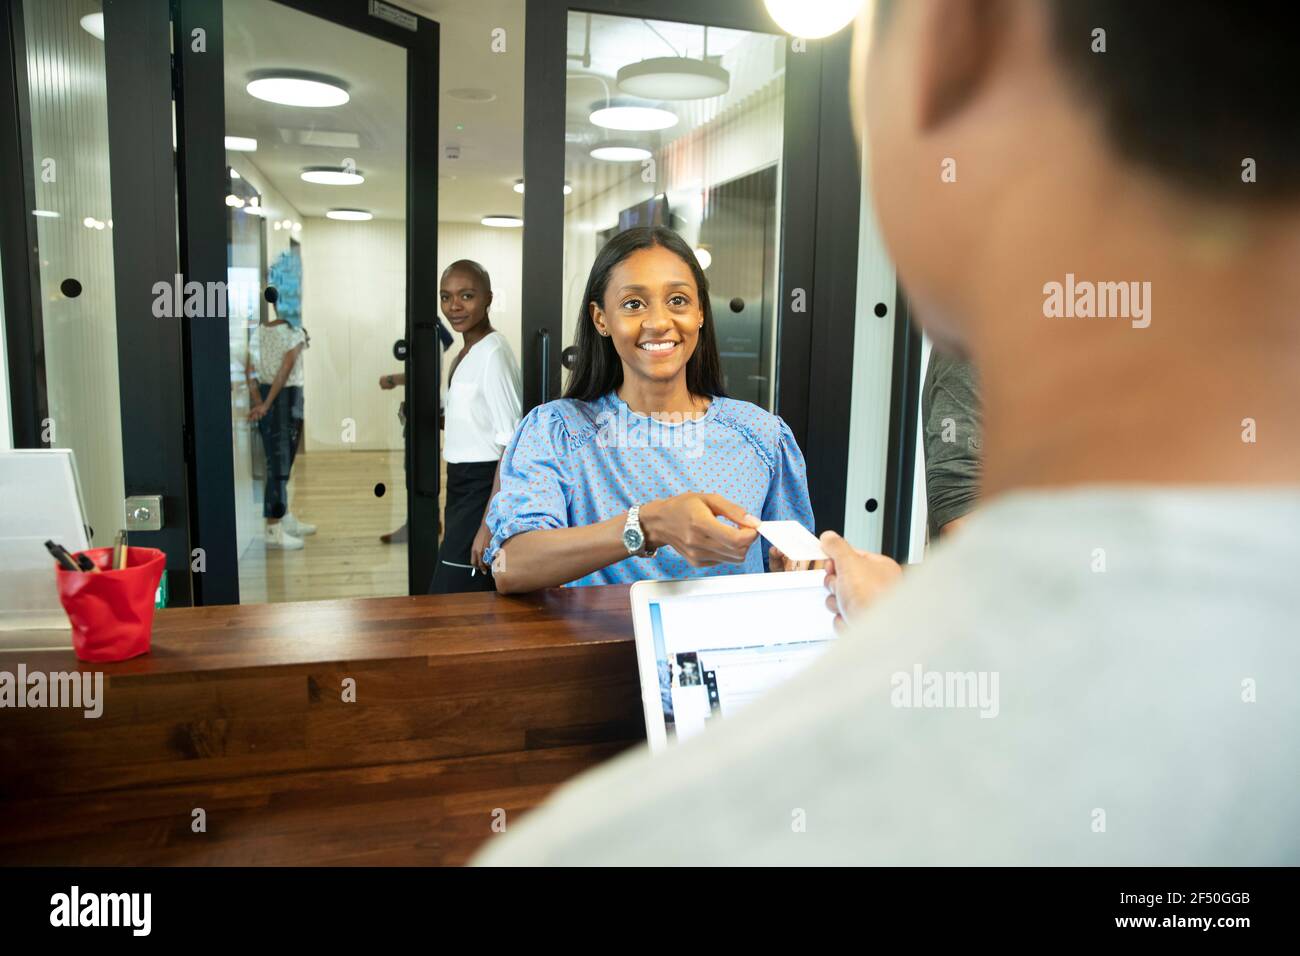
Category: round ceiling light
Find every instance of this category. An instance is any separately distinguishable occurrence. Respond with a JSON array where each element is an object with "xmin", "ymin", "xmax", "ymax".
[
  {"xmin": 80, "ymin": 12, "xmax": 104, "ymax": 40},
  {"xmin": 224, "ymin": 136, "xmax": 258, "ymax": 152},
  {"xmin": 590, "ymin": 104, "xmax": 678, "ymax": 132},
  {"xmin": 326, "ymin": 209, "xmax": 373, "ymax": 221},
  {"xmin": 246, "ymin": 72, "xmax": 350, "ymax": 108},
  {"xmin": 481, "ymin": 215, "xmax": 523, "ymax": 228},
  {"xmin": 513, "ymin": 179, "xmax": 573, "ymax": 195},
  {"xmin": 763, "ymin": 0, "xmax": 863, "ymax": 39},
  {"xmin": 590, "ymin": 144, "xmax": 652, "ymax": 163},
  {"xmin": 694, "ymin": 247, "xmax": 712, "ymax": 270},
  {"xmin": 616, "ymin": 58, "xmax": 730, "ymax": 101},
  {"xmin": 301, "ymin": 166, "xmax": 364, "ymax": 186}
]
